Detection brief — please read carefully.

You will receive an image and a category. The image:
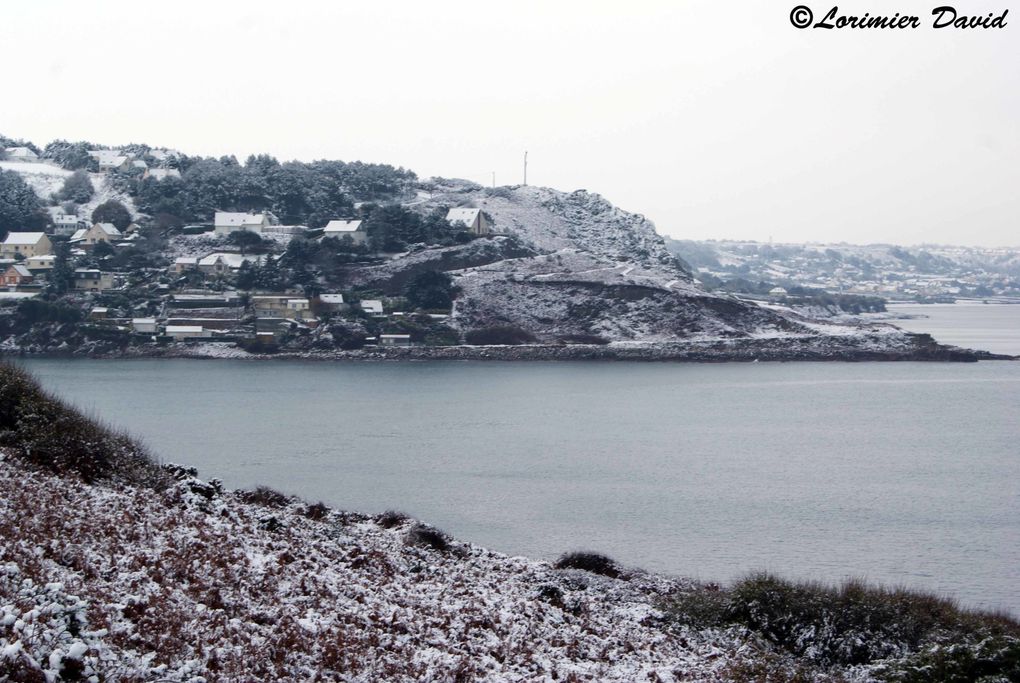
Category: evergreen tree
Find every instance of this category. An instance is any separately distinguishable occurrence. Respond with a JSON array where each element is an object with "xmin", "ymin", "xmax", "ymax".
[
  {"xmin": 91, "ymin": 200, "xmax": 132, "ymax": 231},
  {"xmin": 47, "ymin": 240, "xmax": 75, "ymax": 295},
  {"xmin": 58, "ymin": 171, "xmax": 95, "ymax": 204},
  {"xmin": 0, "ymin": 170, "xmax": 47, "ymax": 237}
]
